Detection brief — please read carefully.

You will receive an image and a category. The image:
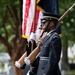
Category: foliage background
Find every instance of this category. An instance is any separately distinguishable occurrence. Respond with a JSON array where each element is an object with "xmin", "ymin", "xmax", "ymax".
[{"xmin": 0, "ymin": 0, "xmax": 75, "ymax": 75}]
